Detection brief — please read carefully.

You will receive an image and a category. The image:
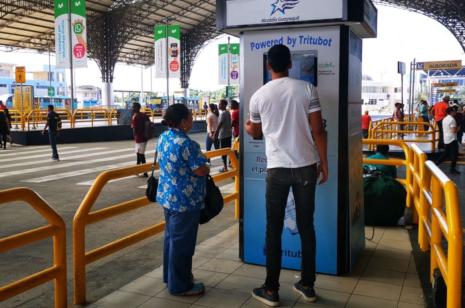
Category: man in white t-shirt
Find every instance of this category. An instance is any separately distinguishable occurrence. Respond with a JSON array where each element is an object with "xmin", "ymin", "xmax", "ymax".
[
  {"xmin": 245, "ymin": 44, "xmax": 328, "ymax": 307},
  {"xmin": 436, "ymin": 107, "xmax": 460, "ymax": 174}
]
